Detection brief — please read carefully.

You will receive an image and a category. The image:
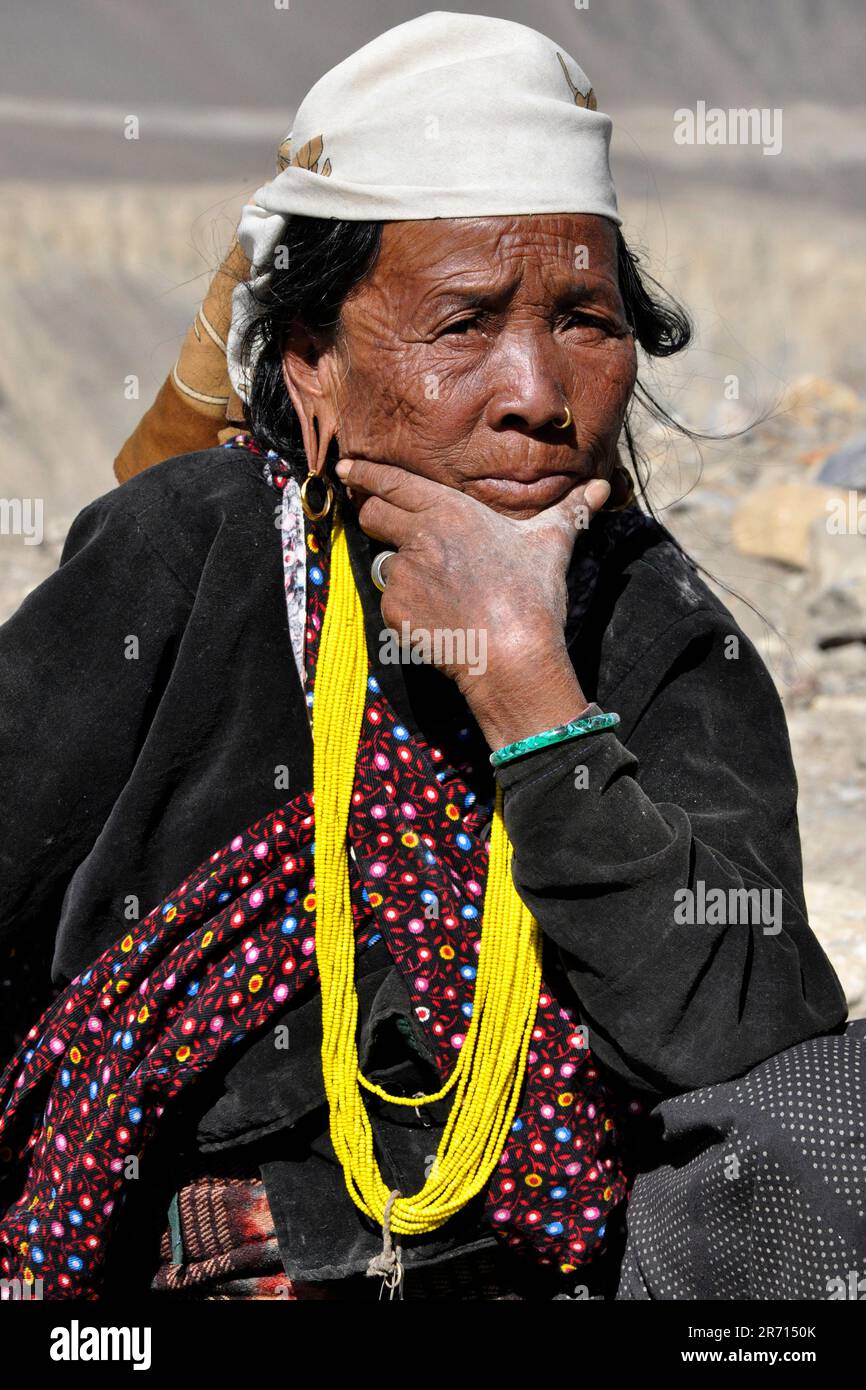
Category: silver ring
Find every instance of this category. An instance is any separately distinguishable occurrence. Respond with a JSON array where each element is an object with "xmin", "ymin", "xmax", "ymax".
[{"xmin": 370, "ymin": 549, "xmax": 397, "ymax": 592}]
